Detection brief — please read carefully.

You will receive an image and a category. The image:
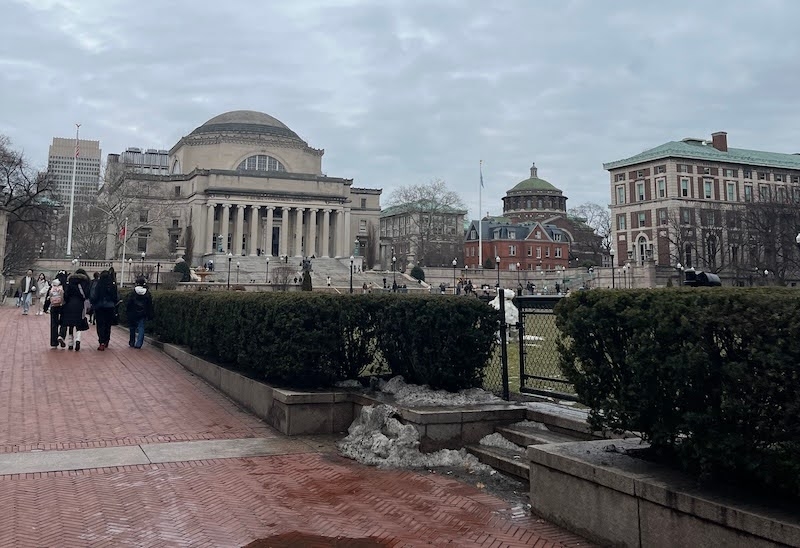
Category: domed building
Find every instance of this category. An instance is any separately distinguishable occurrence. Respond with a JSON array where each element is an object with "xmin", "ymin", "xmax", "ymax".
[
  {"xmin": 502, "ymin": 163, "xmax": 567, "ymax": 222},
  {"xmin": 105, "ymin": 110, "xmax": 381, "ymax": 270}
]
